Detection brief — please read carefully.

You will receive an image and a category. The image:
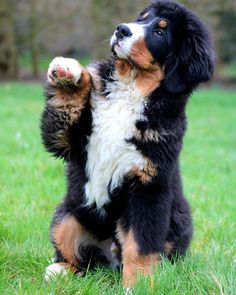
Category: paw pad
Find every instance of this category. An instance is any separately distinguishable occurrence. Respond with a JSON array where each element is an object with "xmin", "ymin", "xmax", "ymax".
[{"xmin": 47, "ymin": 57, "xmax": 83, "ymax": 86}]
